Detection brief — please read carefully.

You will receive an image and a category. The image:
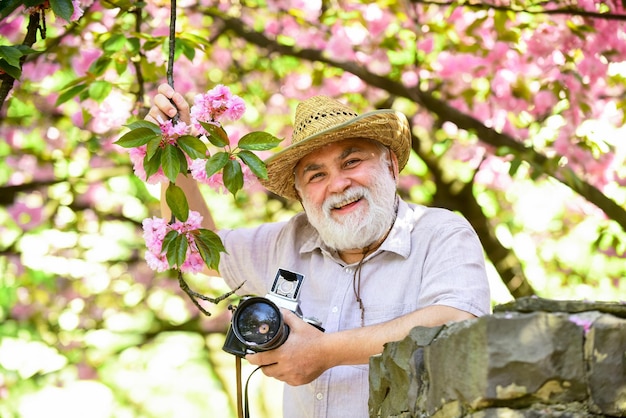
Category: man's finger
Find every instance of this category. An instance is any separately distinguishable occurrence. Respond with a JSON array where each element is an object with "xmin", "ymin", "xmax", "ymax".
[
  {"xmin": 157, "ymin": 83, "xmax": 174, "ymax": 98},
  {"xmin": 153, "ymin": 94, "xmax": 177, "ymax": 118}
]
